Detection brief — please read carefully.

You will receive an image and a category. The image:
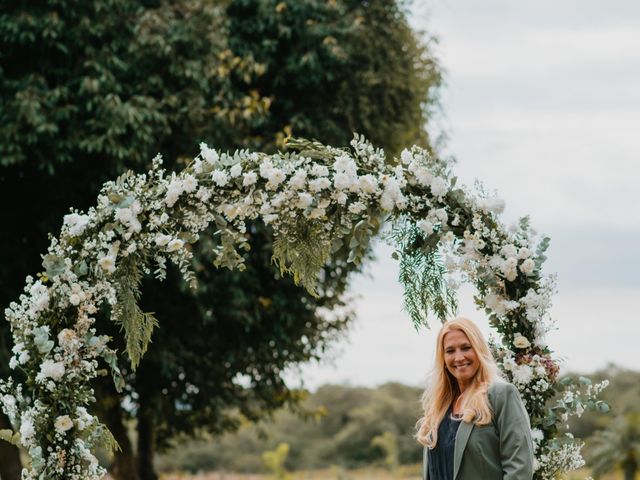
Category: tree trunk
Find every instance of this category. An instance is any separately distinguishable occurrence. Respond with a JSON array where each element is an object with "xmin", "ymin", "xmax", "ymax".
[
  {"xmin": 623, "ymin": 457, "xmax": 637, "ymax": 480},
  {"xmin": 137, "ymin": 396, "xmax": 158, "ymax": 480},
  {"xmin": 99, "ymin": 381, "xmax": 139, "ymax": 480},
  {"xmin": 0, "ymin": 411, "xmax": 22, "ymax": 480}
]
